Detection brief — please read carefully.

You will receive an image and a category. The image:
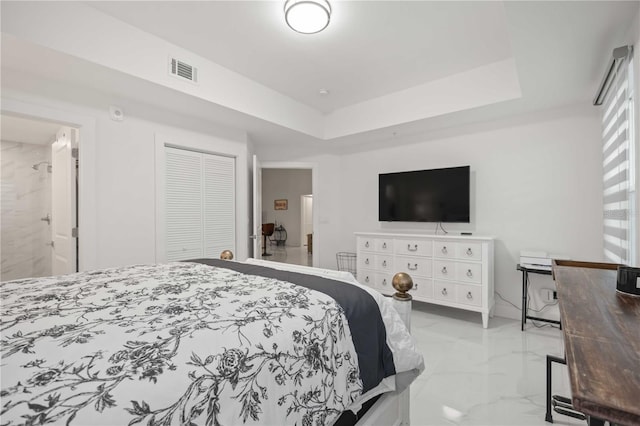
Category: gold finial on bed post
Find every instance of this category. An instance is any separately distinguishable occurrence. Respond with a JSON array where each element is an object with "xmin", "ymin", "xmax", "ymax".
[
  {"xmin": 392, "ymin": 272, "xmax": 413, "ymax": 301},
  {"xmin": 220, "ymin": 250, "xmax": 234, "ymax": 260}
]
